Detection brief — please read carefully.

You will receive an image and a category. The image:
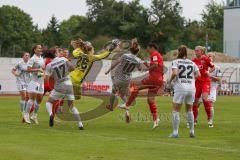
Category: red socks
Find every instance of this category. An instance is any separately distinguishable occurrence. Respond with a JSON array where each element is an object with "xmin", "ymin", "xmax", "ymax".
[
  {"xmin": 203, "ymin": 100, "xmax": 212, "ymax": 121},
  {"xmin": 192, "ymin": 103, "xmax": 199, "ymax": 122},
  {"xmin": 126, "ymin": 87, "xmax": 139, "ymax": 107},
  {"xmin": 148, "ymin": 102, "xmax": 158, "ymax": 121}
]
